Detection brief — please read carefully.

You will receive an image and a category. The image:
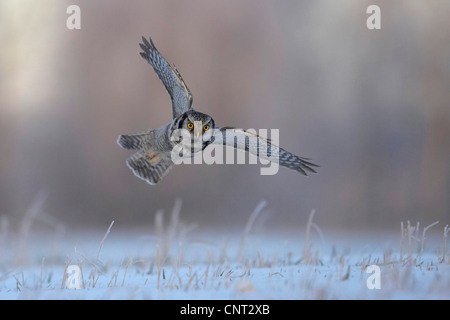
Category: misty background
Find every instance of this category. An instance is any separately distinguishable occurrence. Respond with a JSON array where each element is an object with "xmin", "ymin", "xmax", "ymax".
[{"xmin": 0, "ymin": 0, "xmax": 448, "ymax": 232}]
